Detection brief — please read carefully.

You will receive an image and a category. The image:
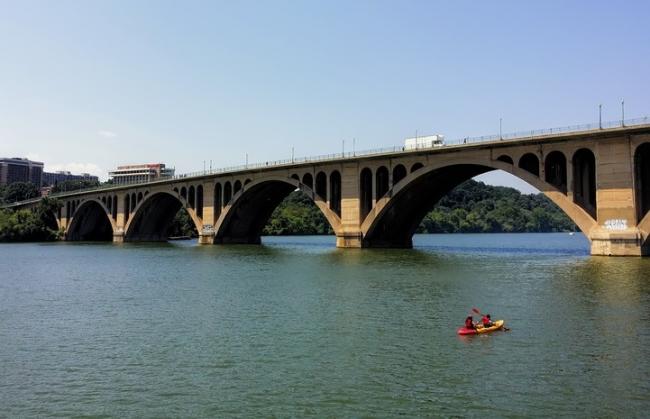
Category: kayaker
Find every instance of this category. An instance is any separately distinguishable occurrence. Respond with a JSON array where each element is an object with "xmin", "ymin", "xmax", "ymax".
[
  {"xmin": 481, "ymin": 314, "xmax": 493, "ymax": 328},
  {"xmin": 464, "ymin": 316, "xmax": 475, "ymax": 330}
]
